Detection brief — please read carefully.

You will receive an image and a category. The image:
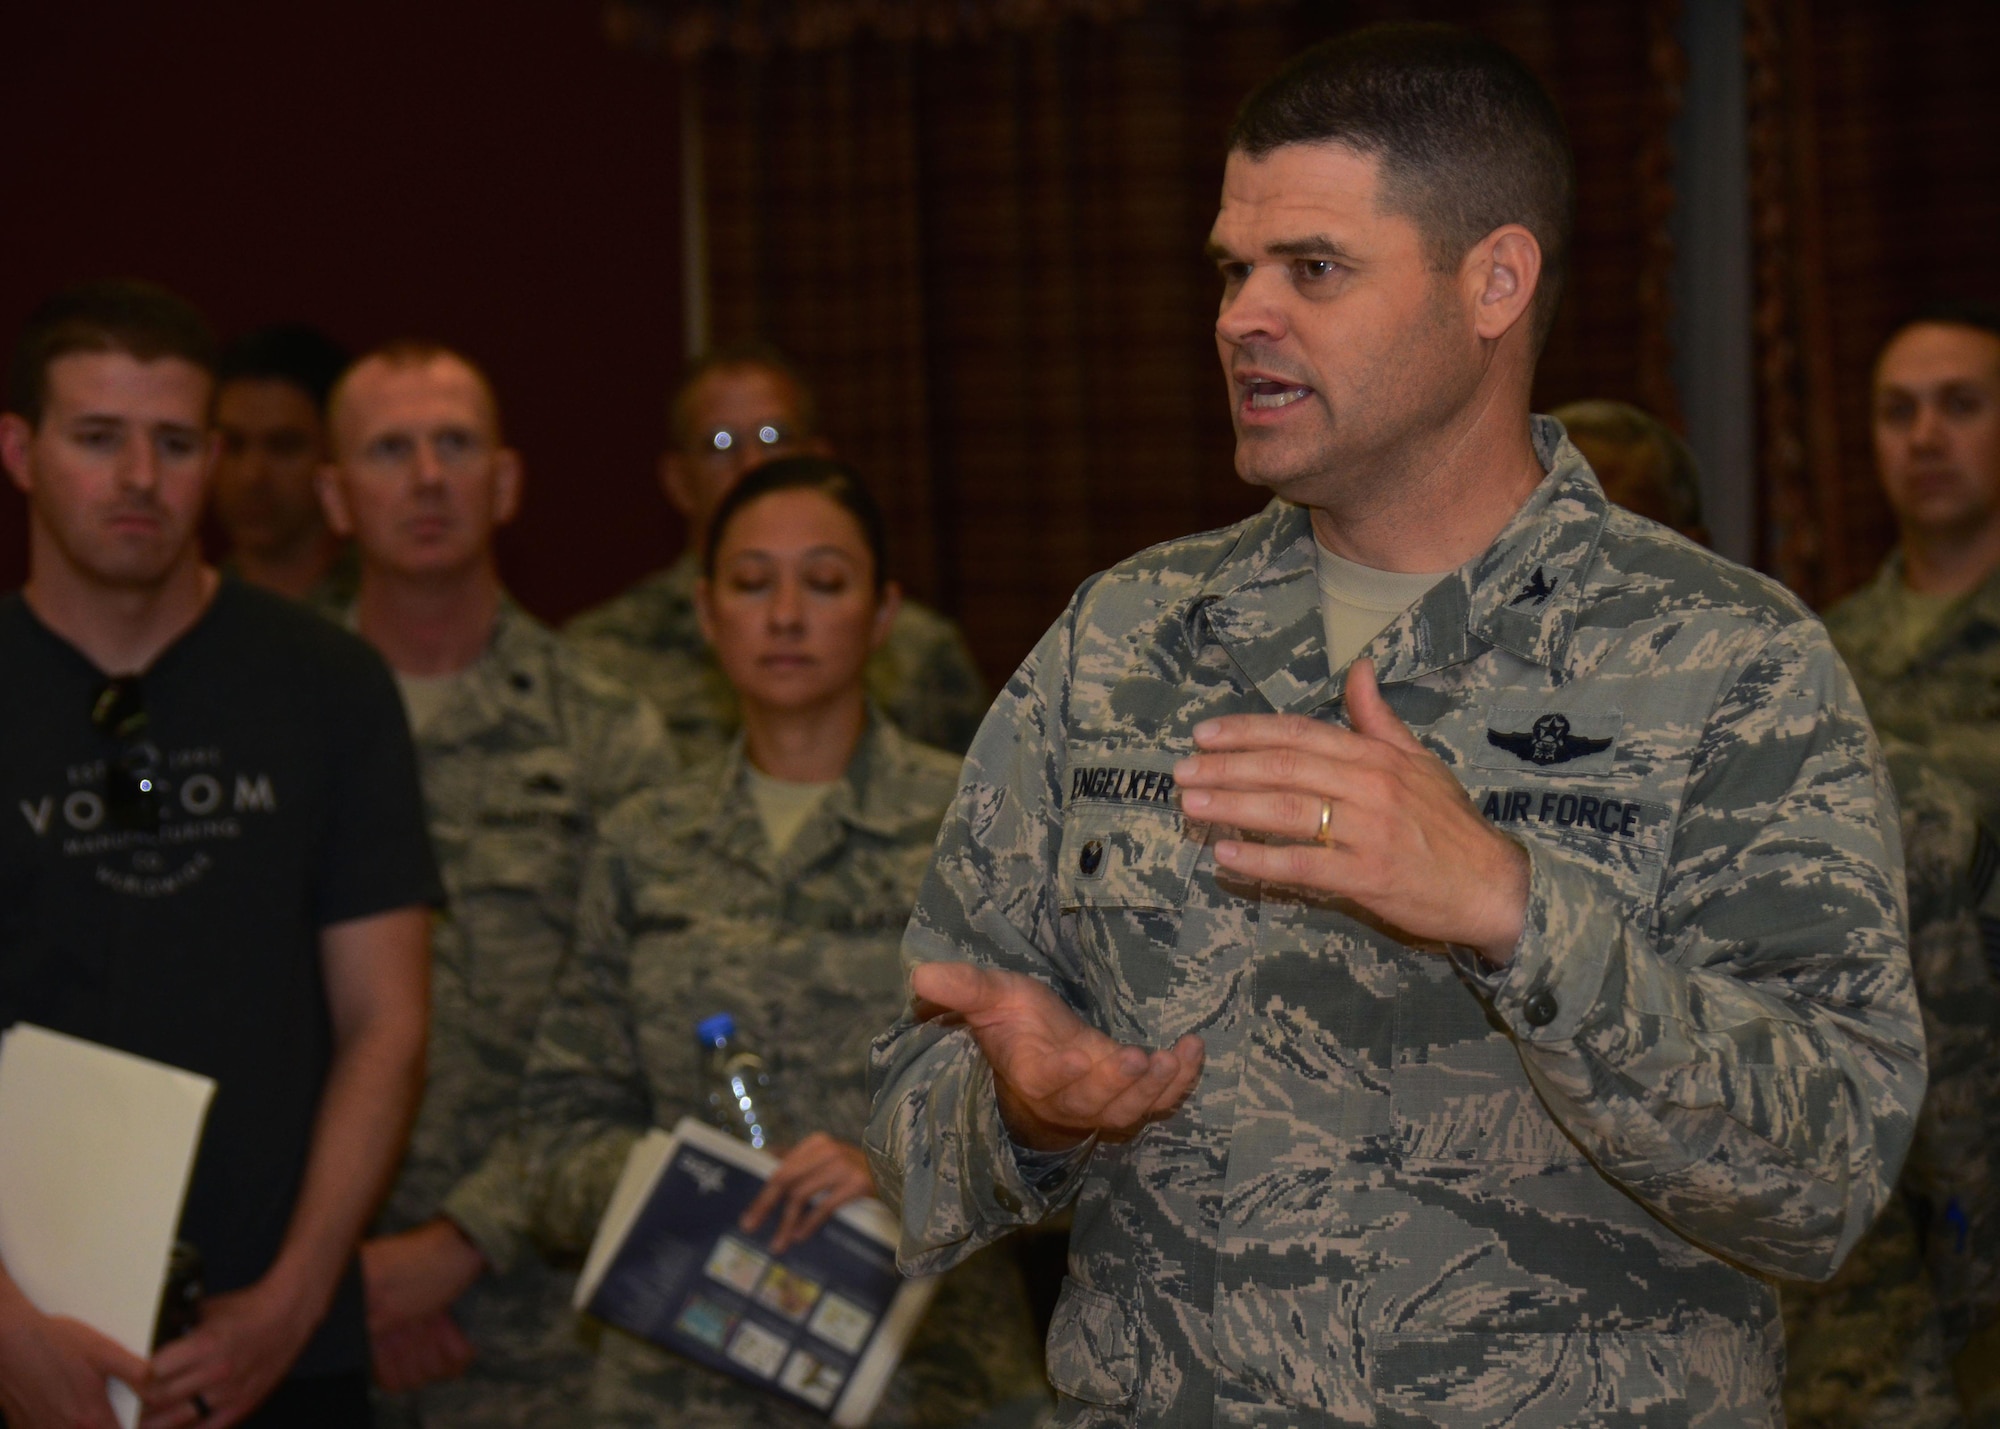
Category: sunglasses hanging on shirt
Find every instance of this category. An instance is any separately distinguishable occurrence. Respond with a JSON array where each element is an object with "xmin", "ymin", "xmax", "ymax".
[{"xmin": 91, "ymin": 676, "xmax": 161, "ymax": 835}]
